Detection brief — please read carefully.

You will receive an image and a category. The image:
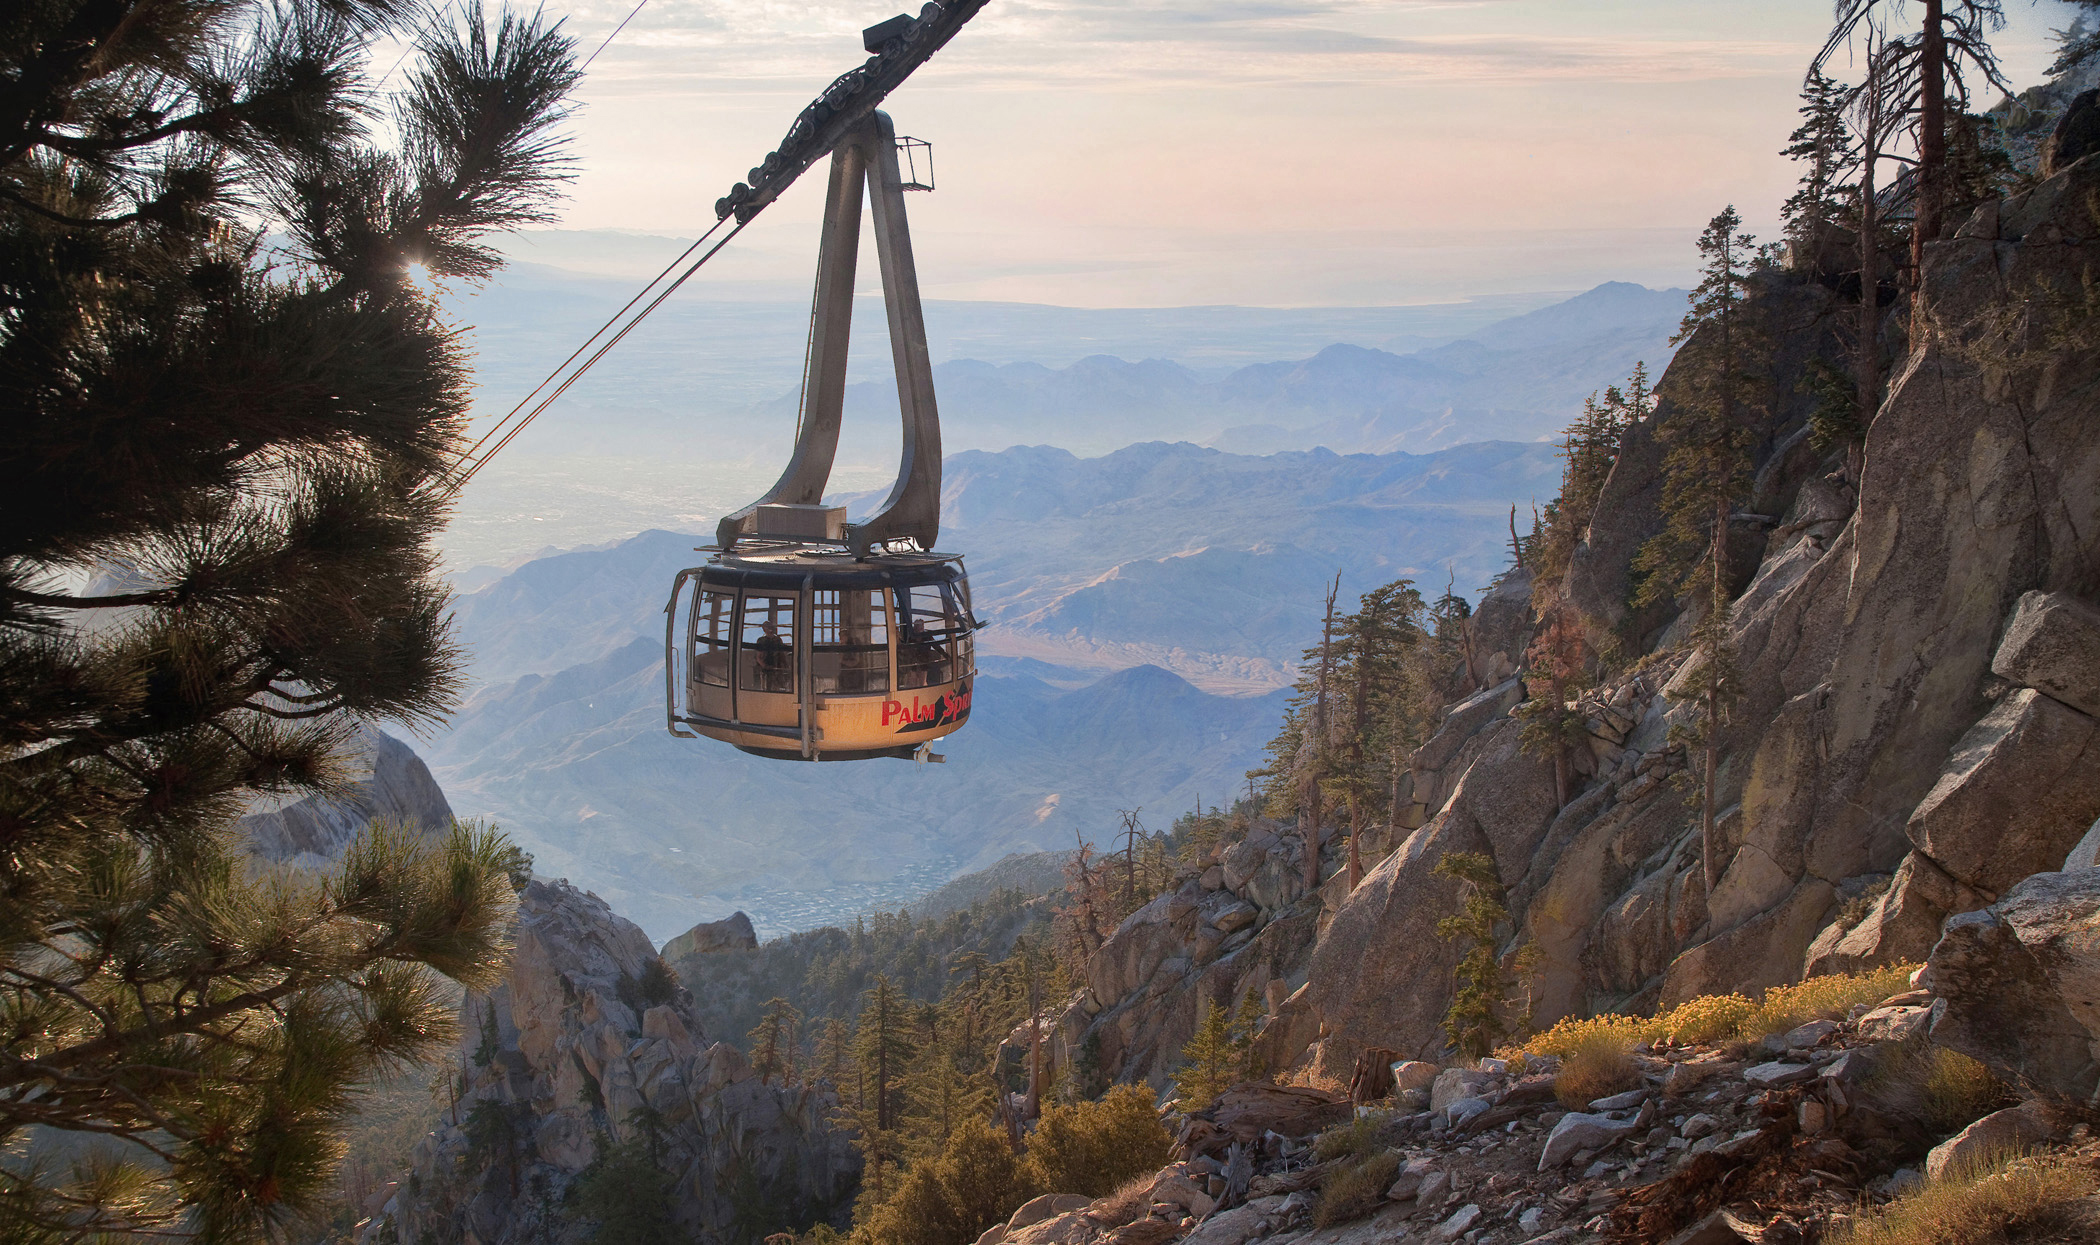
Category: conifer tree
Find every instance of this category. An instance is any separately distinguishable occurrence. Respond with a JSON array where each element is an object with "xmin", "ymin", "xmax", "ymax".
[
  {"xmin": 750, "ymin": 997, "xmax": 804, "ymax": 1086},
  {"xmin": 1817, "ymin": 0, "xmax": 2007, "ymax": 328},
  {"xmin": 567, "ymin": 1133, "xmax": 683, "ymax": 1245},
  {"xmin": 1173, "ymin": 1000, "xmax": 1238, "ymax": 1112},
  {"xmin": 1228, "ymin": 988, "xmax": 1267, "ymax": 1084},
  {"xmin": 2049, "ymin": 2, "xmax": 2100, "ymax": 75},
  {"xmin": 0, "ymin": 0, "xmax": 577, "ymax": 1236},
  {"xmin": 1432, "ymin": 851, "xmax": 1511, "ymax": 1059},
  {"xmin": 1324, "ymin": 579, "xmax": 1423, "ymax": 889},
  {"xmin": 845, "ymin": 976, "xmax": 915, "ymax": 1214},
  {"xmin": 1534, "ymin": 365, "xmax": 1647, "ymax": 592},
  {"xmin": 1783, "ymin": 69, "xmax": 1860, "ymax": 257},
  {"xmin": 1513, "ymin": 606, "xmax": 1591, "ymax": 809},
  {"xmin": 1634, "ymin": 207, "xmax": 1761, "ymax": 899}
]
